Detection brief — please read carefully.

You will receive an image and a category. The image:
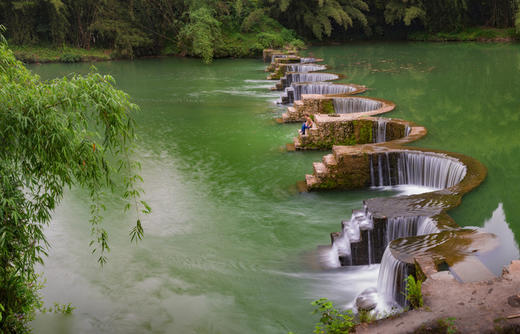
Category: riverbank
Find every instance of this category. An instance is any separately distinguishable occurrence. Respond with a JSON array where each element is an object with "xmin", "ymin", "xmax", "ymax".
[
  {"xmin": 356, "ymin": 261, "xmax": 520, "ymax": 333},
  {"xmin": 10, "ymin": 45, "xmax": 113, "ymax": 63},
  {"xmin": 408, "ymin": 27, "xmax": 518, "ymax": 42},
  {"xmin": 12, "ymin": 27, "xmax": 518, "ymax": 64}
]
